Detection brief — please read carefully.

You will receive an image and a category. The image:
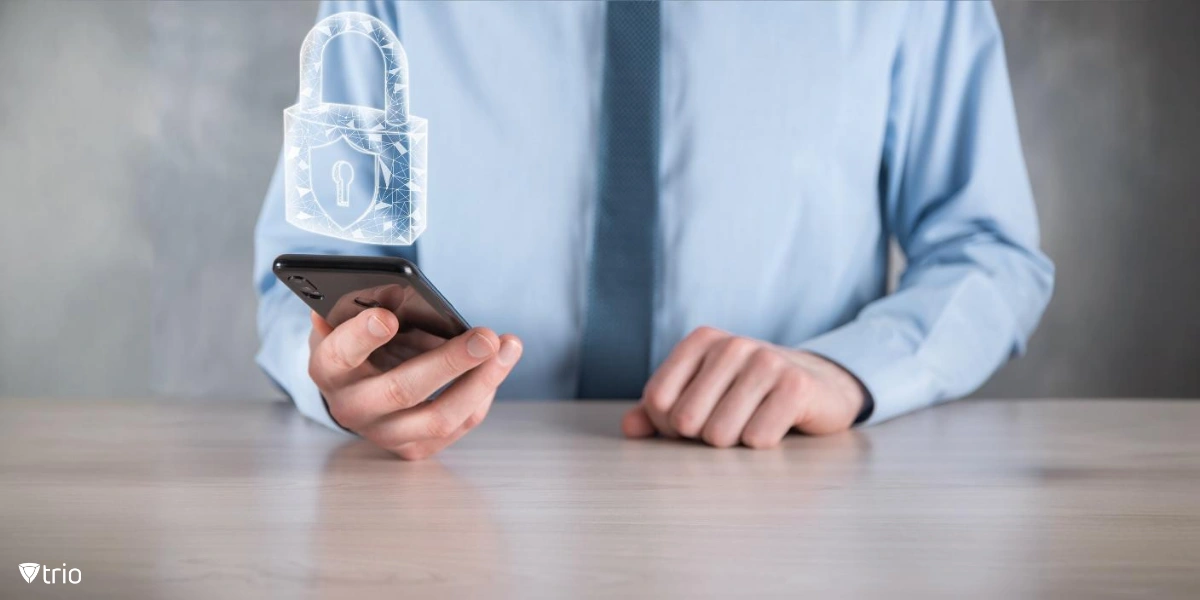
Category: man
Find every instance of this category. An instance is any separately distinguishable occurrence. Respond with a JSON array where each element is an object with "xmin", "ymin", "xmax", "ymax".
[{"xmin": 255, "ymin": 0, "xmax": 1053, "ymax": 458}]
